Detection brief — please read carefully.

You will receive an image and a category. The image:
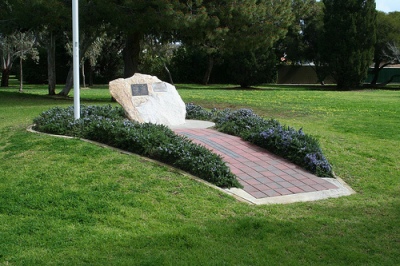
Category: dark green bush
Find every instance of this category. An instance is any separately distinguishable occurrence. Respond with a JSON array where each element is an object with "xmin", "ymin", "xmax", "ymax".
[
  {"xmin": 185, "ymin": 104, "xmax": 334, "ymax": 177},
  {"xmin": 185, "ymin": 103, "xmax": 214, "ymax": 121},
  {"xmin": 33, "ymin": 105, "xmax": 241, "ymax": 188},
  {"xmin": 212, "ymin": 108, "xmax": 280, "ymax": 139}
]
